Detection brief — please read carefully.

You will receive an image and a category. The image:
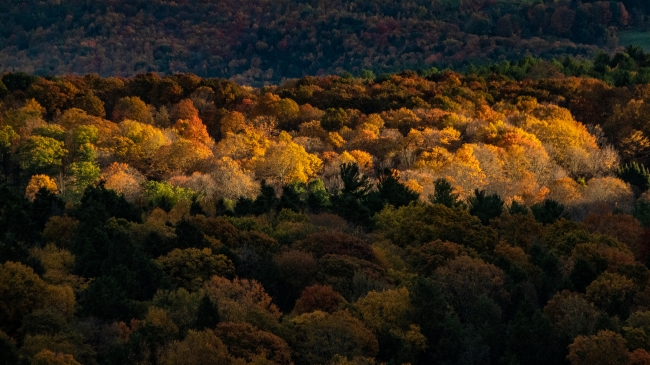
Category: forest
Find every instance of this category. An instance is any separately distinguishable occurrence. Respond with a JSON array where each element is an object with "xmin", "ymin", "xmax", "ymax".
[
  {"xmin": 4, "ymin": 42, "xmax": 650, "ymax": 364},
  {"xmin": 0, "ymin": 0, "xmax": 646, "ymax": 84}
]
